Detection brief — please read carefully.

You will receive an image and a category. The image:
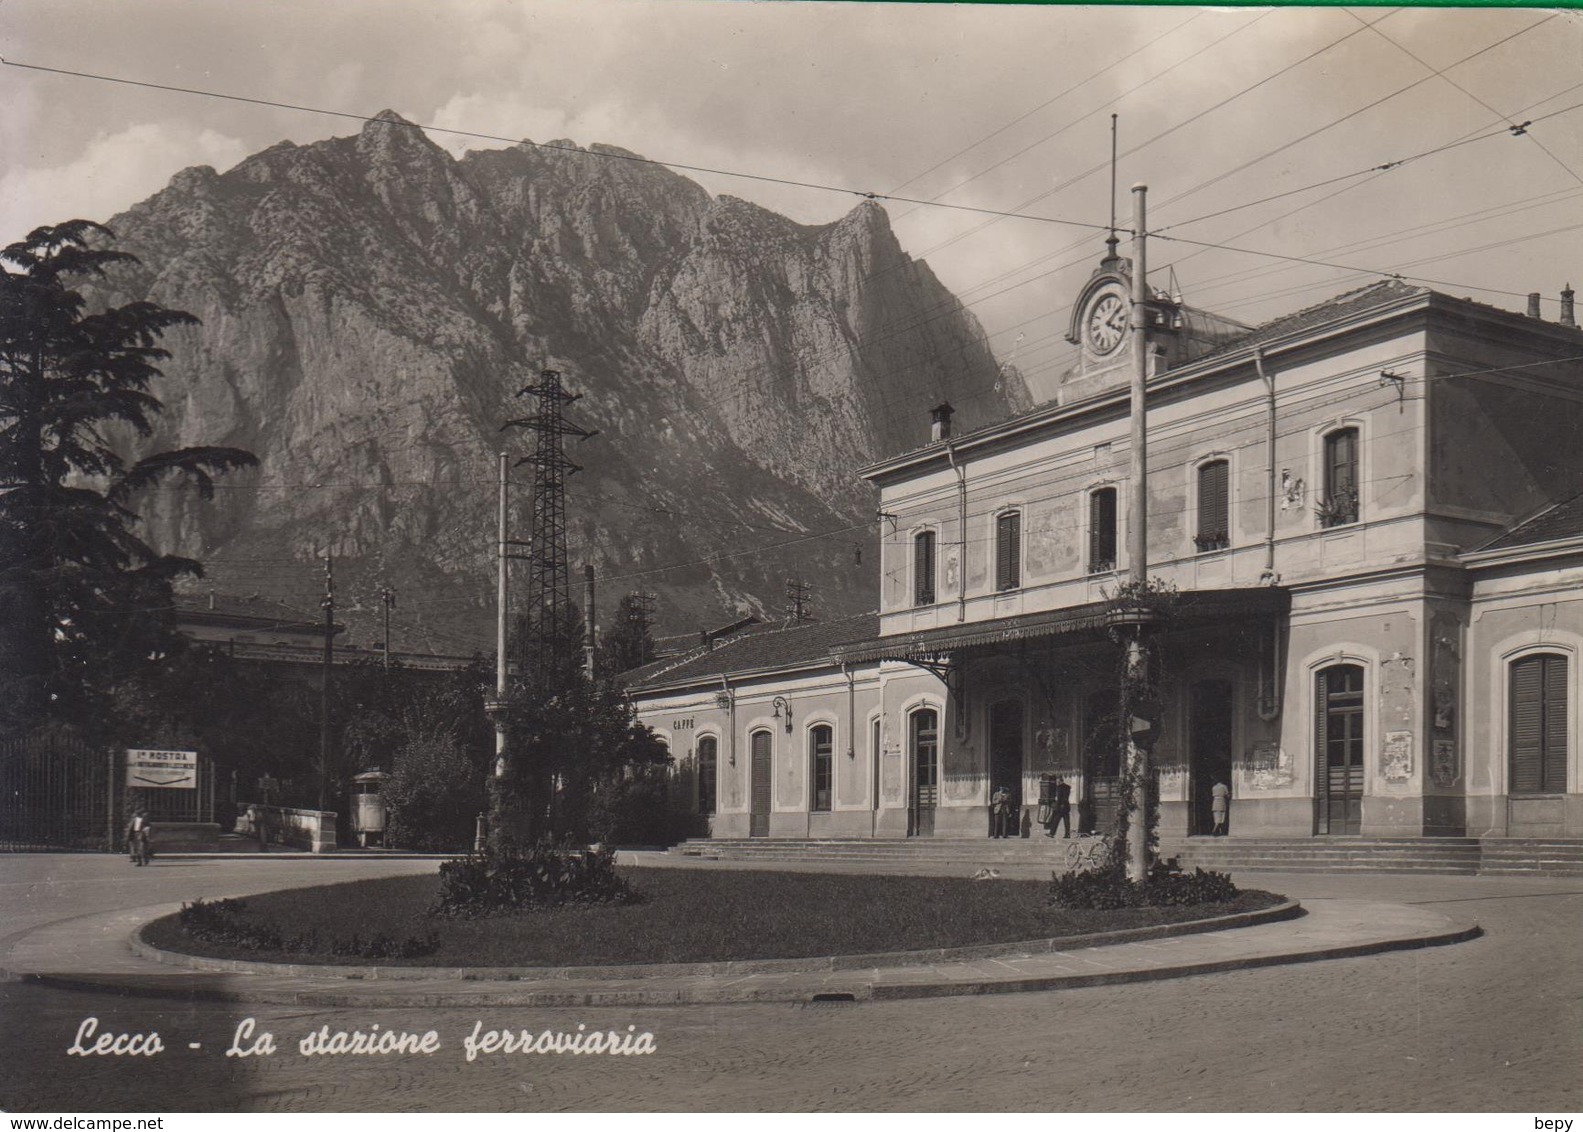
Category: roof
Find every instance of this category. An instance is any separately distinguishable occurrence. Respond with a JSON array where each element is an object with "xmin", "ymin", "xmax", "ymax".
[
  {"xmin": 831, "ymin": 587, "xmax": 1289, "ymax": 663},
  {"xmin": 626, "ymin": 612, "xmax": 880, "ymax": 691},
  {"xmin": 172, "ymin": 593, "xmax": 329, "ymax": 632},
  {"xmin": 1191, "ymin": 278, "xmax": 1429, "ymax": 365},
  {"xmin": 1478, "ymin": 489, "xmax": 1583, "ymax": 552}
]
